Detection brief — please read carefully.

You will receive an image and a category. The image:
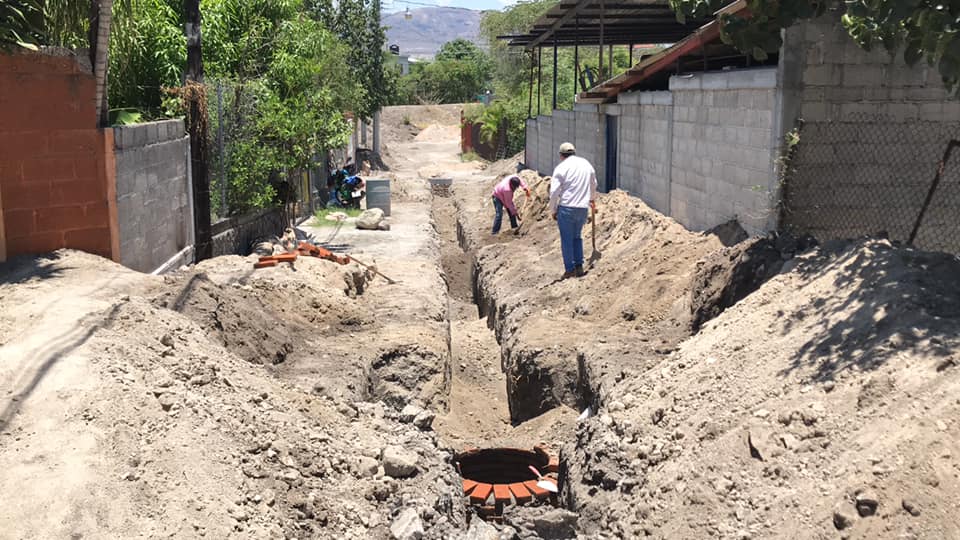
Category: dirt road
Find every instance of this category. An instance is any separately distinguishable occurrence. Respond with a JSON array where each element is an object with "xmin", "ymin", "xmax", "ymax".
[{"xmin": 2, "ymin": 105, "xmax": 959, "ymax": 539}]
